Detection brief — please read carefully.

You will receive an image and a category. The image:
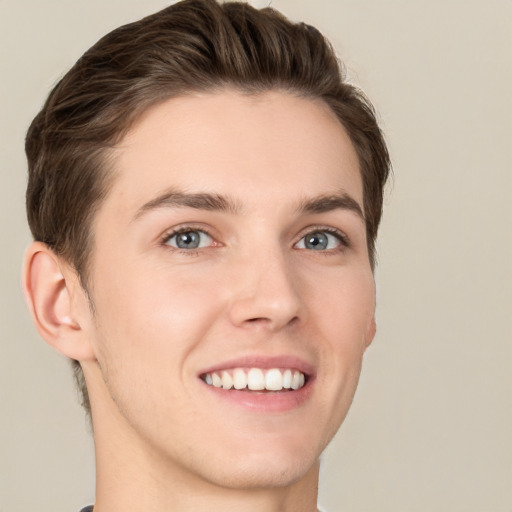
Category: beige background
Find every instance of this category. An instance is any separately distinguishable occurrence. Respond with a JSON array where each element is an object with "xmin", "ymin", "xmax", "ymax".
[{"xmin": 1, "ymin": 1, "xmax": 511, "ymax": 511}]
